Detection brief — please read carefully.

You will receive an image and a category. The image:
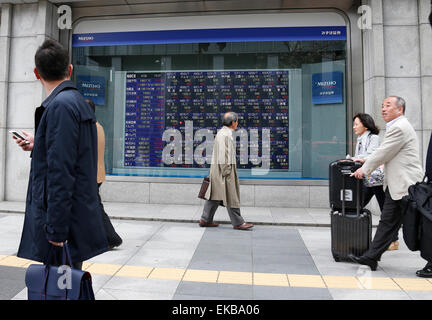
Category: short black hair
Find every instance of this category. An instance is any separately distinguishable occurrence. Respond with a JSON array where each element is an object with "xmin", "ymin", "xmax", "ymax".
[
  {"xmin": 86, "ymin": 99, "xmax": 95, "ymax": 113},
  {"xmin": 34, "ymin": 40, "xmax": 70, "ymax": 81},
  {"xmin": 353, "ymin": 113, "xmax": 380, "ymax": 135}
]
